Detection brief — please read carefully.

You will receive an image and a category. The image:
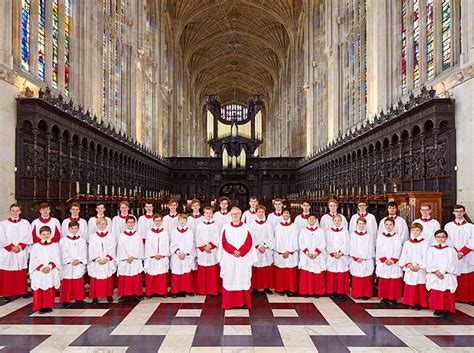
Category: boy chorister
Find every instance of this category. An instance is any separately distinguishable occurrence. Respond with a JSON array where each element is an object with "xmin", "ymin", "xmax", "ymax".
[
  {"xmin": 31, "ymin": 203, "xmax": 61, "ymax": 243},
  {"xmin": 170, "ymin": 214, "xmax": 196, "ymax": 297},
  {"xmin": 188, "ymin": 199, "xmax": 204, "ymax": 234},
  {"xmin": 295, "ymin": 201, "xmax": 318, "ymax": 232},
  {"xmin": 88, "ymin": 218, "xmax": 116, "ymax": 304},
  {"xmin": 213, "ymin": 196, "xmax": 232, "ymax": 232},
  {"xmin": 195, "ymin": 207, "xmax": 221, "ymax": 295},
  {"xmin": 399, "ymin": 223, "xmax": 429, "ymax": 310},
  {"xmin": 412, "ymin": 203, "xmax": 441, "ymax": 246},
  {"xmin": 111, "ymin": 201, "xmax": 131, "ymax": 240},
  {"xmin": 163, "ymin": 199, "xmax": 180, "ymax": 235},
  {"xmin": 349, "ymin": 217, "xmax": 375, "ymax": 300},
  {"xmin": 61, "ymin": 202, "xmax": 89, "ymax": 242},
  {"xmin": 349, "ymin": 200, "xmax": 377, "ymax": 242},
  {"xmin": 378, "ymin": 202, "xmax": 409, "ymax": 242},
  {"xmin": 137, "ymin": 203, "xmax": 156, "ymax": 240},
  {"xmin": 88, "ymin": 203, "xmax": 112, "ymax": 234},
  {"xmin": 248, "ymin": 205, "xmax": 274, "ymax": 295},
  {"xmin": 425, "ymin": 229, "xmax": 458, "ymax": 317},
  {"xmin": 29, "ymin": 226, "xmax": 61, "ymax": 313},
  {"xmin": 298, "ymin": 213, "xmax": 326, "ymax": 297},
  {"xmin": 325, "ymin": 214, "xmax": 350, "ymax": 300},
  {"xmin": 444, "ymin": 204, "xmax": 474, "ymax": 304},
  {"xmin": 267, "ymin": 198, "xmax": 284, "ymax": 230},
  {"xmin": 116, "ymin": 216, "xmax": 144, "ymax": 303},
  {"xmin": 273, "ymin": 209, "xmax": 299, "ymax": 296},
  {"xmin": 59, "ymin": 221, "xmax": 87, "ymax": 307},
  {"xmin": 144, "ymin": 214, "xmax": 170, "ymax": 297},
  {"xmin": 242, "ymin": 196, "xmax": 259, "ymax": 224},
  {"xmin": 0, "ymin": 204, "xmax": 31, "ymax": 301},
  {"xmin": 320, "ymin": 199, "xmax": 348, "ymax": 231},
  {"xmin": 376, "ymin": 218, "xmax": 403, "ymax": 306}
]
